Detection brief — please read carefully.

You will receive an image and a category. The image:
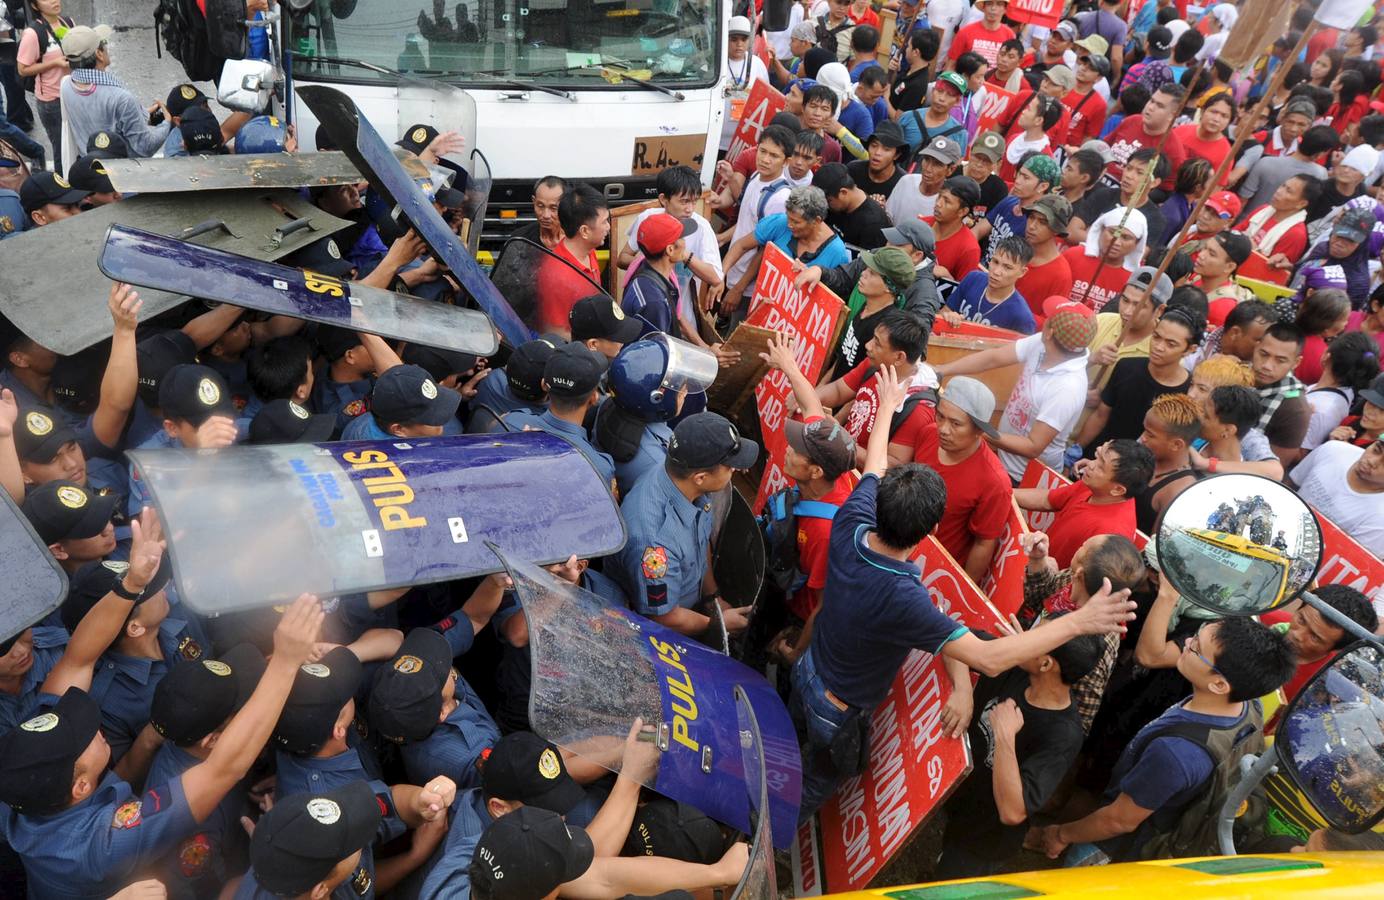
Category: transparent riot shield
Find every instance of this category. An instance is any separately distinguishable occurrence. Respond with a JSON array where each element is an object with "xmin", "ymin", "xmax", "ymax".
[
  {"xmin": 730, "ymin": 685, "xmax": 776, "ymax": 900},
  {"xmin": 462, "ymin": 148, "xmax": 492, "ymax": 257},
  {"xmin": 496, "ymin": 546, "xmax": 802, "ymax": 847},
  {"xmin": 1277, "ymin": 642, "xmax": 1384, "ymax": 833},
  {"xmin": 491, "ymin": 236, "xmax": 608, "ymax": 337},
  {"xmin": 396, "ymin": 84, "xmax": 478, "ymax": 176},
  {"xmin": 0, "ymin": 491, "xmax": 69, "ymax": 643},
  {"xmin": 131, "ymin": 433, "xmax": 624, "ymax": 615},
  {"xmin": 100, "ymin": 225, "xmax": 498, "ymax": 358},
  {"xmin": 298, "ymin": 85, "xmax": 532, "ymax": 347}
]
